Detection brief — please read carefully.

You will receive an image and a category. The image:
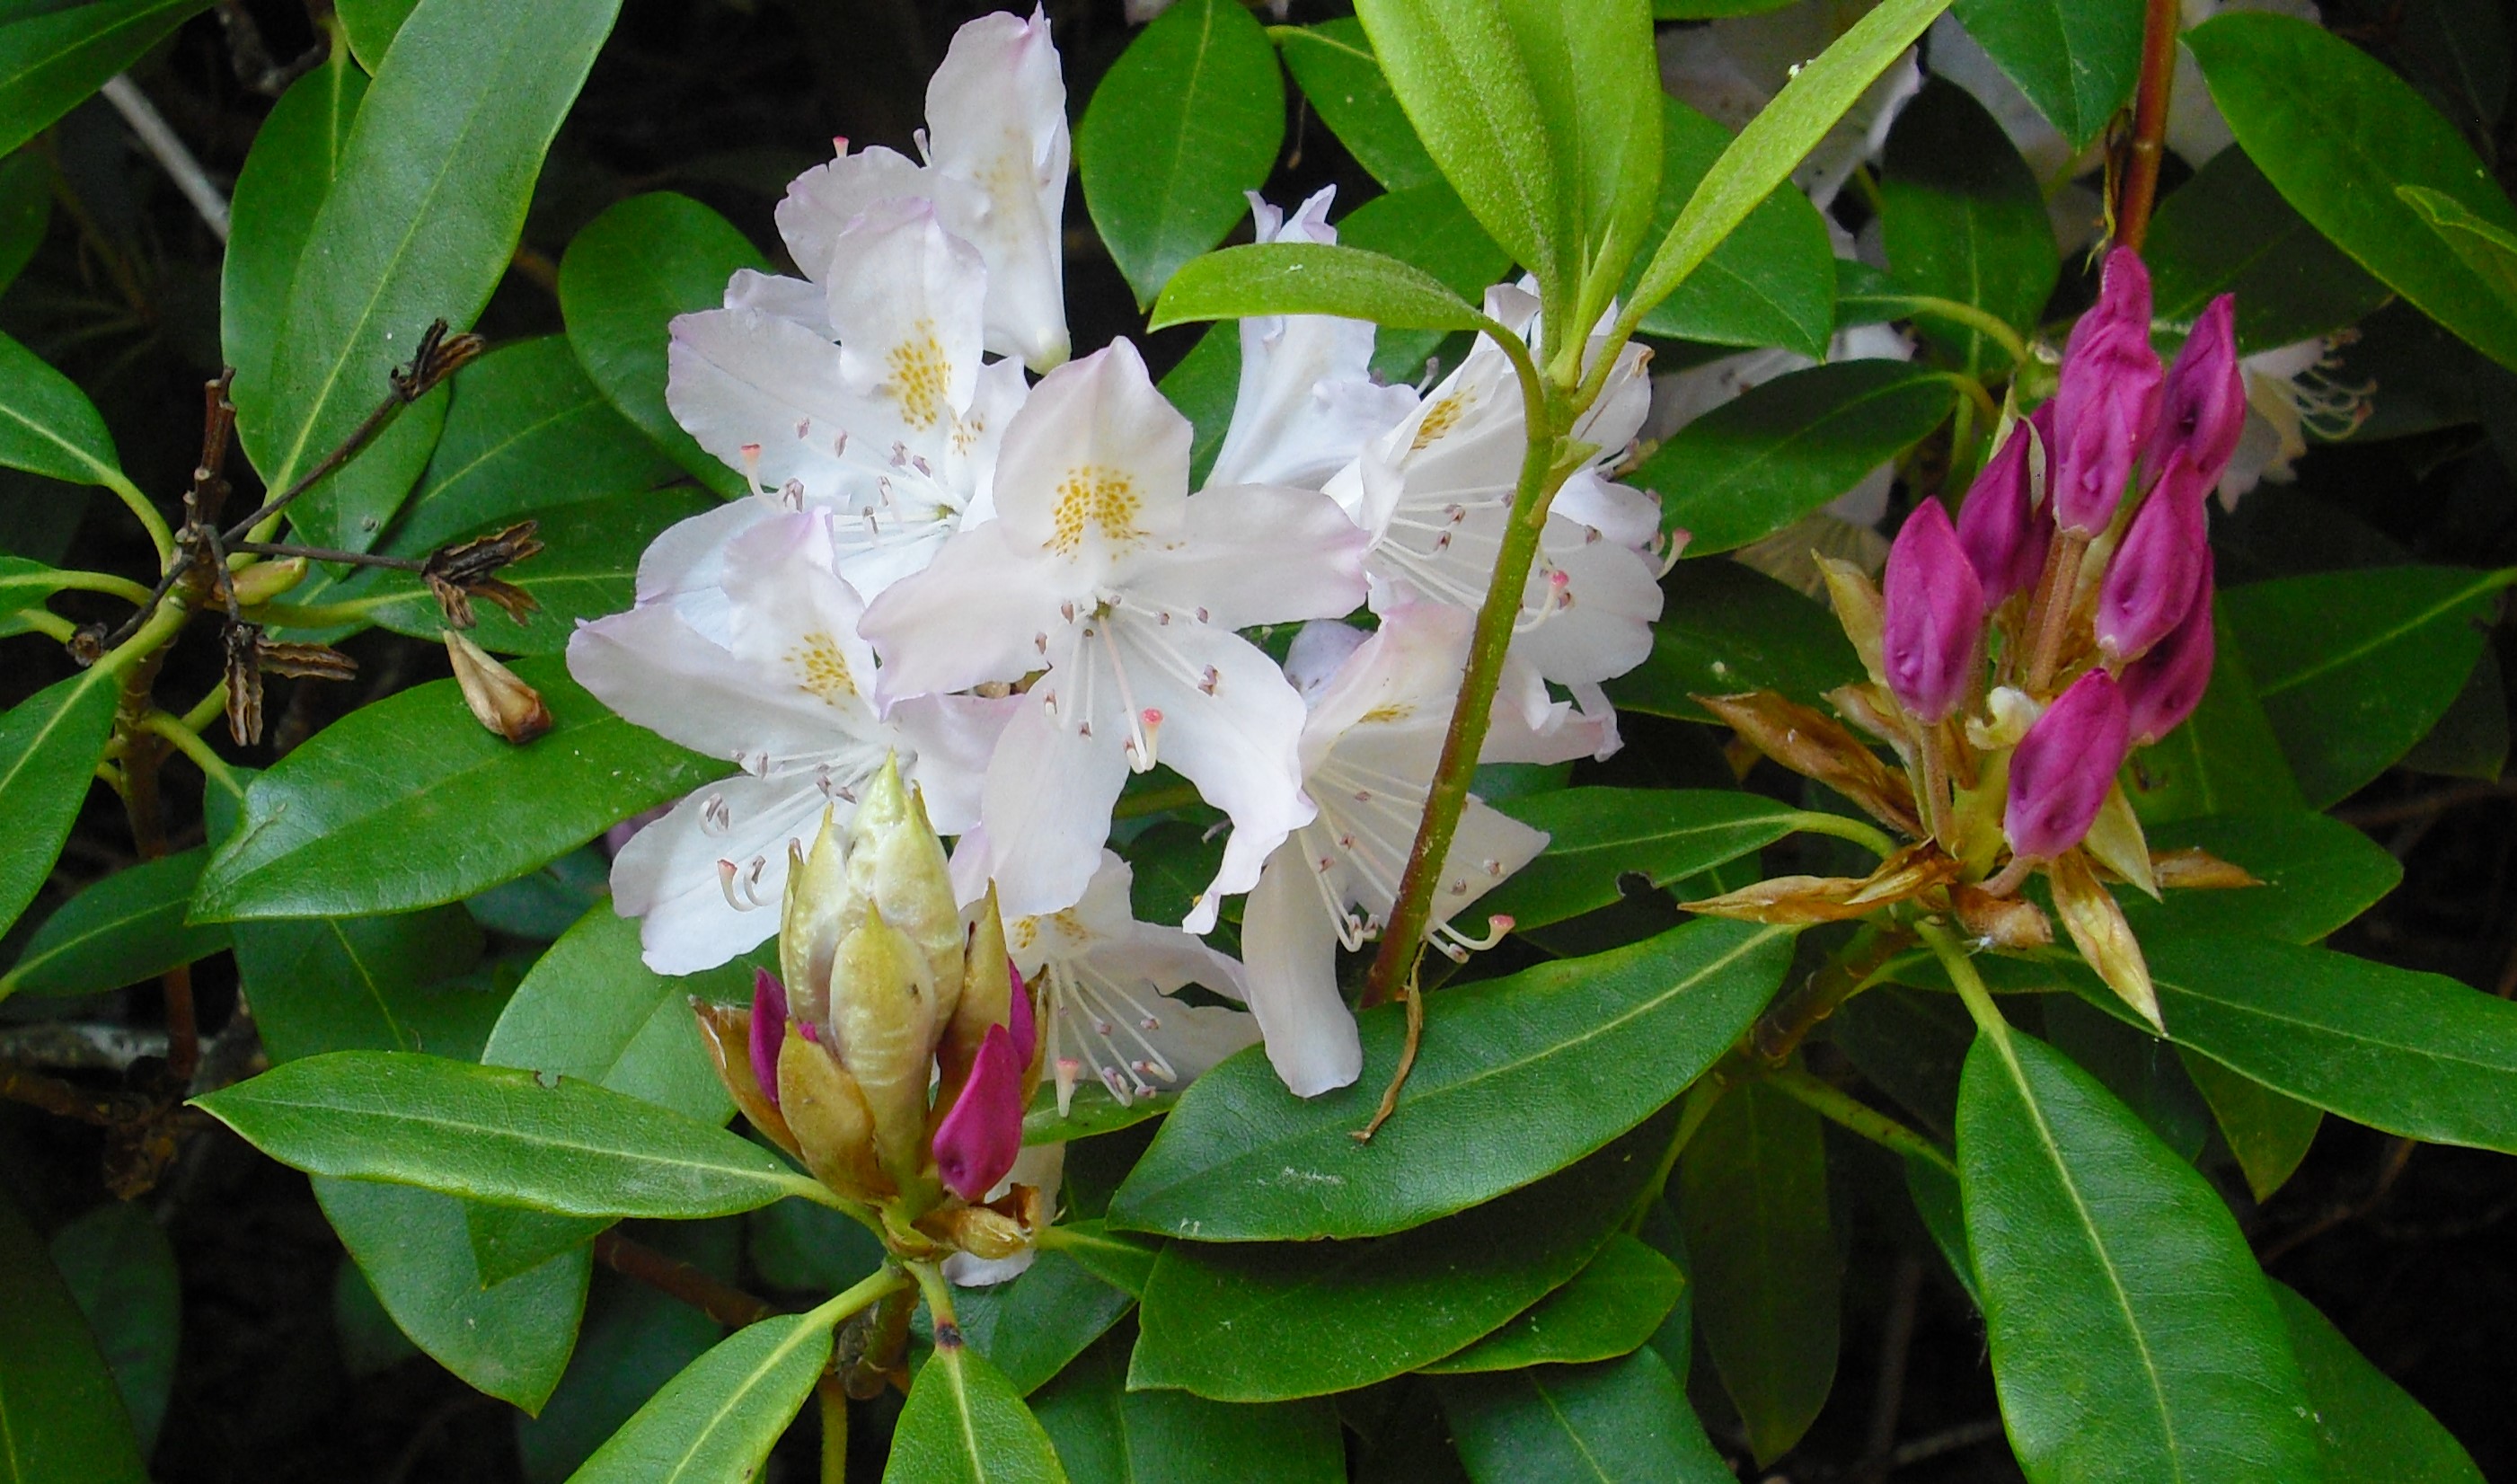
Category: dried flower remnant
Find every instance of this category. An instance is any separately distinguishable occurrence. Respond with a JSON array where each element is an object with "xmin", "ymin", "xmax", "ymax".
[{"xmin": 446, "ymin": 629, "xmax": 553, "ymax": 744}]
